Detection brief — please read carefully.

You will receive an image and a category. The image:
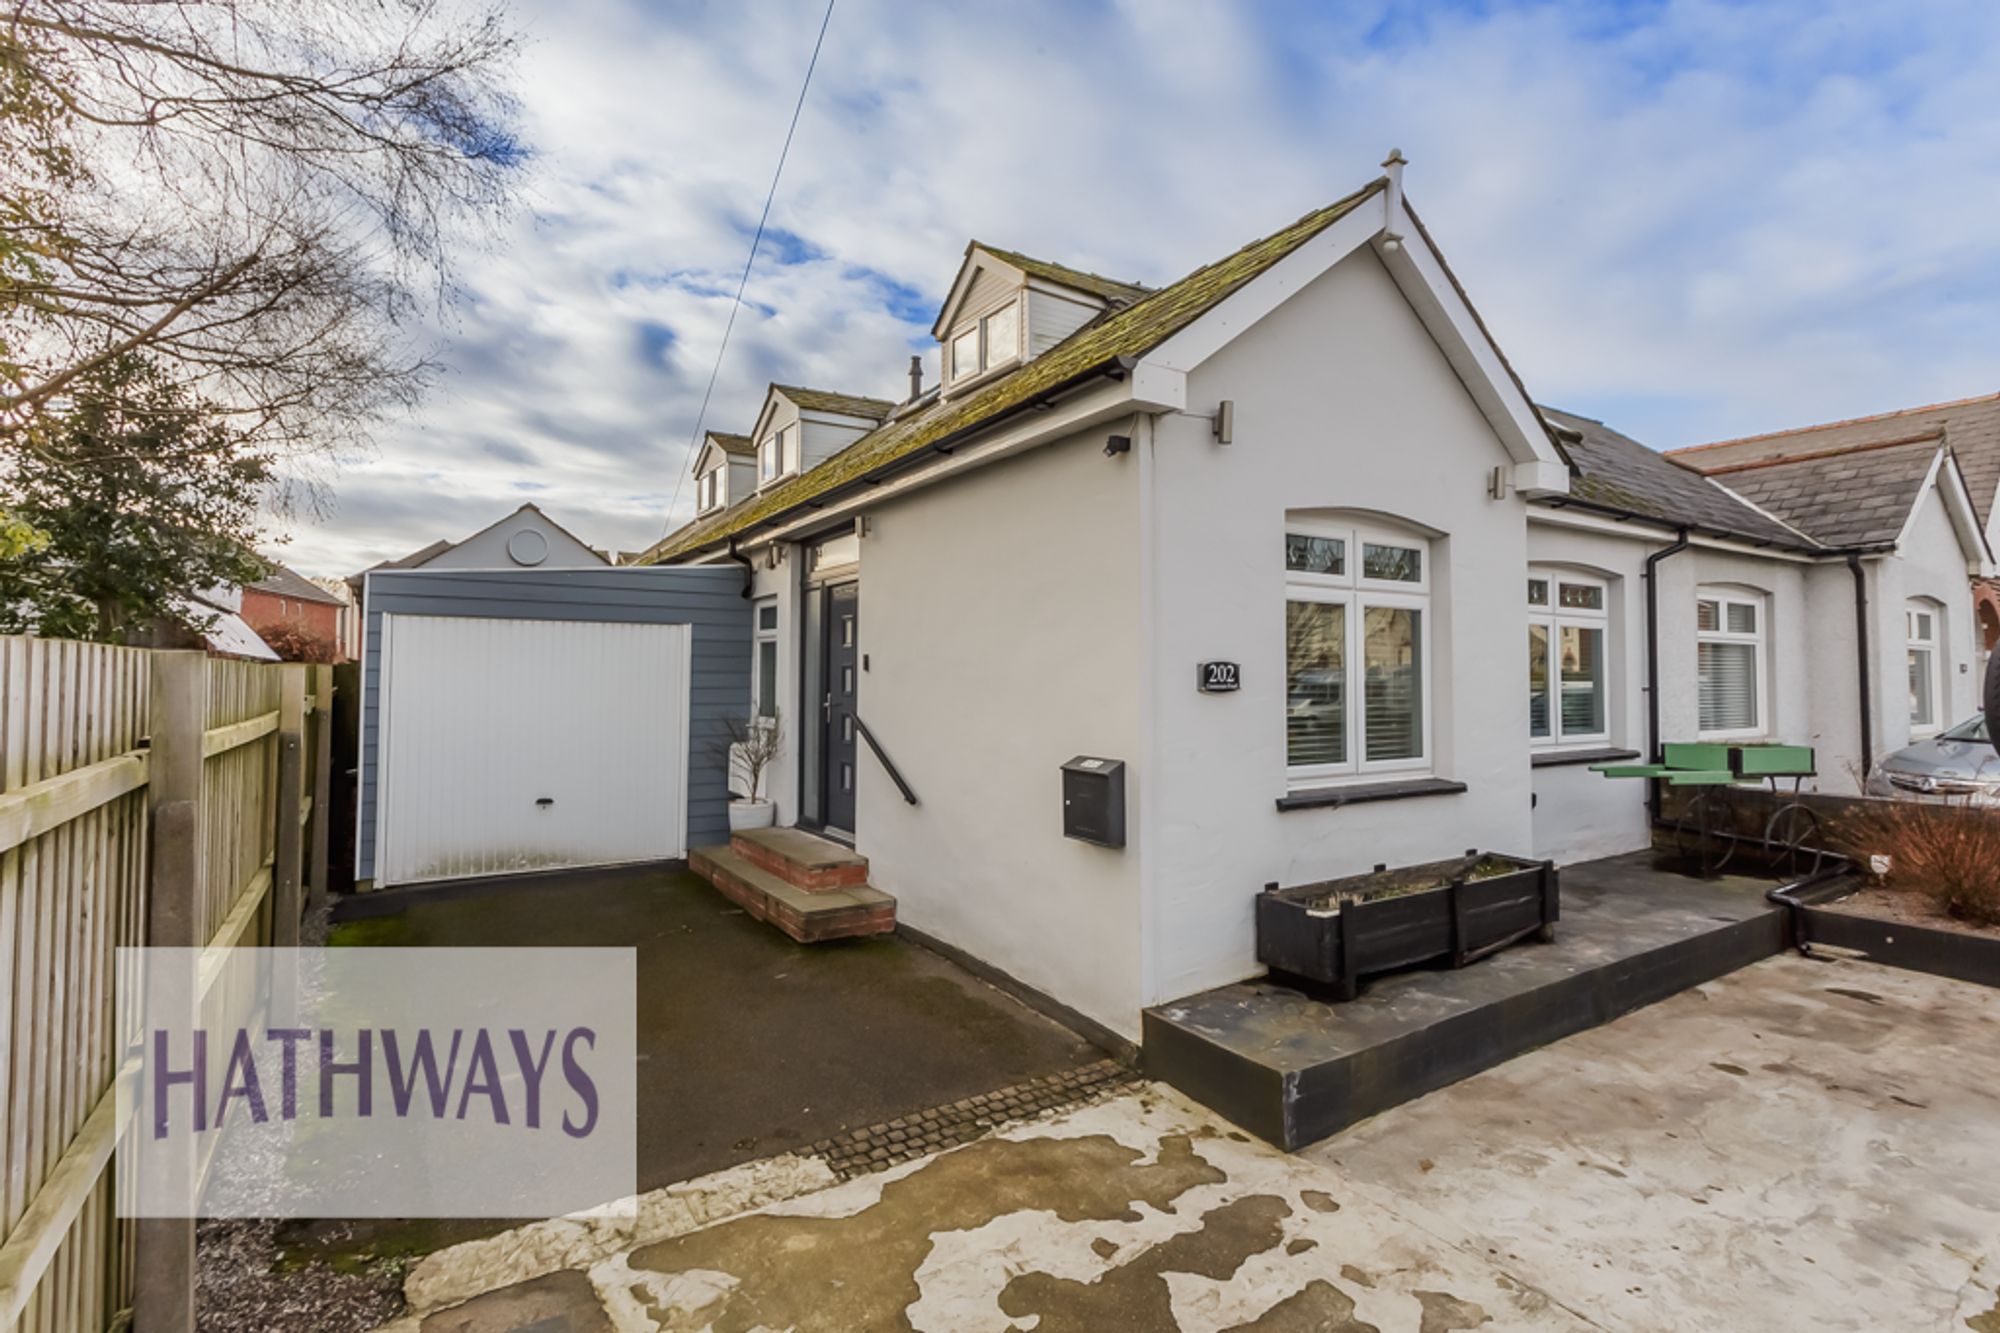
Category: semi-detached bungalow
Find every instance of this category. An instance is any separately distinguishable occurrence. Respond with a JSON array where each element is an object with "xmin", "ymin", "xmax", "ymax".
[{"xmin": 642, "ymin": 158, "xmax": 1993, "ymax": 1043}]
